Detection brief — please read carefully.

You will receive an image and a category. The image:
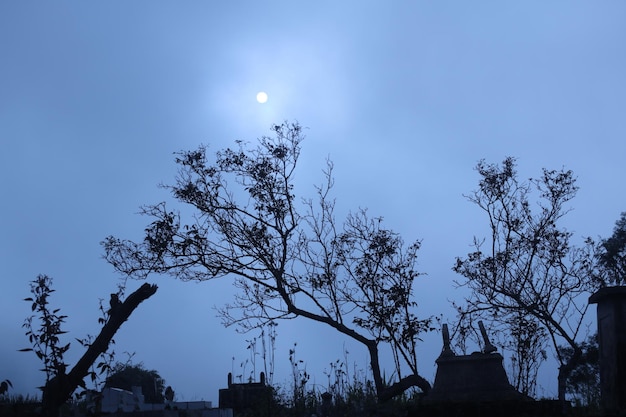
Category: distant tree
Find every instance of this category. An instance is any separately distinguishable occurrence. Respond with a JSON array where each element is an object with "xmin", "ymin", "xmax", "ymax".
[
  {"xmin": 21, "ymin": 275, "xmax": 157, "ymax": 417},
  {"xmin": 0, "ymin": 380, "xmax": 12, "ymax": 398},
  {"xmin": 105, "ymin": 363, "xmax": 166, "ymax": 403},
  {"xmin": 560, "ymin": 333, "xmax": 600, "ymax": 408},
  {"xmin": 164, "ymin": 385, "xmax": 175, "ymax": 402},
  {"xmin": 596, "ymin": 212, "xmax": 626, "ymax": 285},
  {"xmin": 102, "ymin": 122, "xmax": 434, "ymax": 401},
  {"xmin": 453, "ymin": 157, "xmax": 596, "ymax": 403}
]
